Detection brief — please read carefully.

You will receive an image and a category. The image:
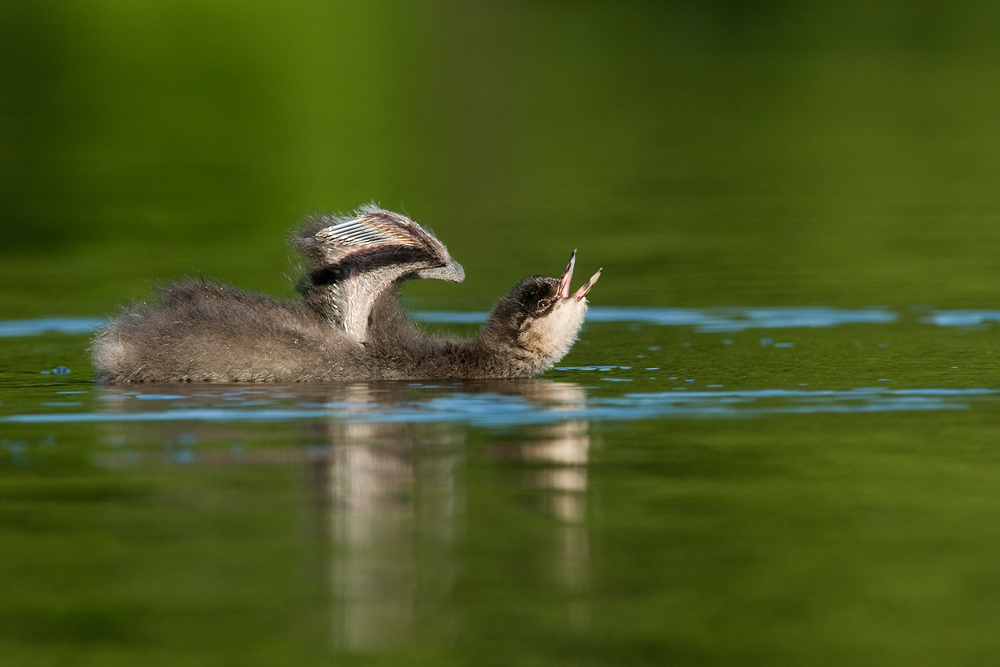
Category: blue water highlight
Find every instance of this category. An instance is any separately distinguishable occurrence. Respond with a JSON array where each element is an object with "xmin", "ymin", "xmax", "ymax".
[
  {"xmin": 3, "ymin": 308, "xmax": 999, "ymax": 338},
  {"xmin": 414, "ymin": 307, "xmax": 902, "ymax": 332},
  {"xmin": 0, "ymin": 317, "xmax": 107, "ymax": 337},
  {"xmin": 2, "ymin": 386, "xmax": 996, "ymax": 427}
]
